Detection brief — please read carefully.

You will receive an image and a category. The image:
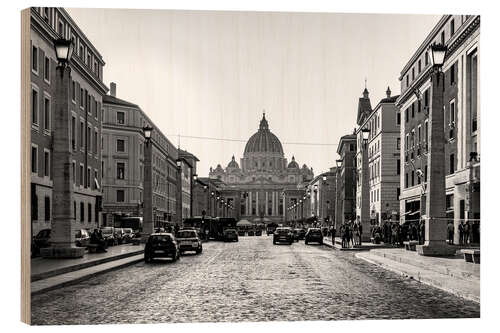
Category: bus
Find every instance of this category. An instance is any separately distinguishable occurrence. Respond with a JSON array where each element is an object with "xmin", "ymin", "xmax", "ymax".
[
  {"xmin": 183, "ymin": 217, "xmax": 212, "ymax": 240},
  {"xmin": 115, "ymin": 216, "xmax": 143, "ymax": 231},
  {"xmin": 212, "ymin": 217, "xmax": 237, "ymax": 240}
]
